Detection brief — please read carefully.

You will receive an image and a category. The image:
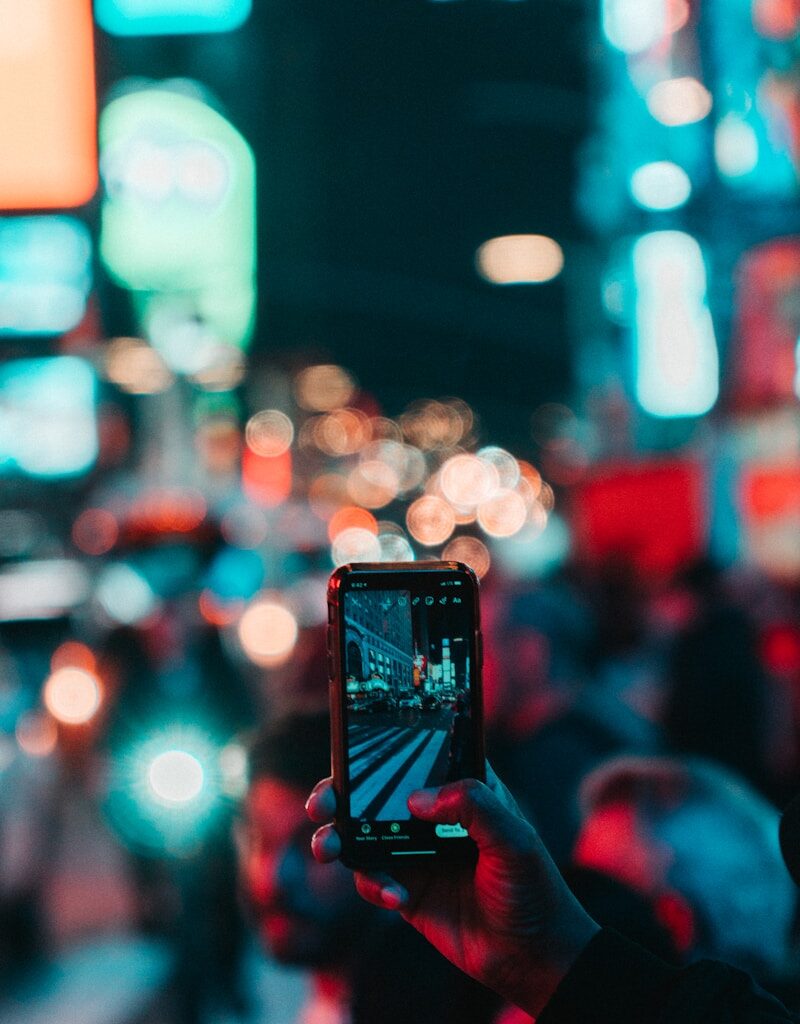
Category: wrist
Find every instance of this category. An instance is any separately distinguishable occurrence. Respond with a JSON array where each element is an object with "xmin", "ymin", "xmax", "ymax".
[{"xmin": 505, "ymin": 914, "xmax": 601, "ymax": 1019}]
